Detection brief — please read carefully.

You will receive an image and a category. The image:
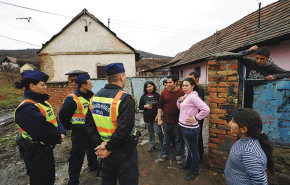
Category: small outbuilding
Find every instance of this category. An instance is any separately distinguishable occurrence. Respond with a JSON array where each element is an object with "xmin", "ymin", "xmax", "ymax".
[{"xmin": 20, "ymin": 63, "xmax": 38, "ymax": 73}]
